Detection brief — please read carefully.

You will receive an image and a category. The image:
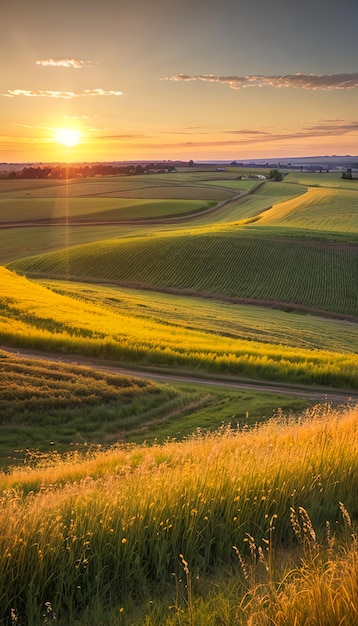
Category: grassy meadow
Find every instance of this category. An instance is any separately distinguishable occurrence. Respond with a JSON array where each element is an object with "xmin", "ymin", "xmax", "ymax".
[
  {"xmin": 0, "ymin": 402, "xmax": 357, "ymax": 625},
  {"xmin": 0, "ymin": 348, "xmax": 309, "ymax": 463},
  {"xmin": 1, "ymin": 267, "xmax": 358, "ymax": 389},
  {"xmin": 0, "ymin": 166, "xmax": 358, "ymax": 624},
  {"xmin": 40, "ymin": 280, "xmax": 358, "ymax": 354}
]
